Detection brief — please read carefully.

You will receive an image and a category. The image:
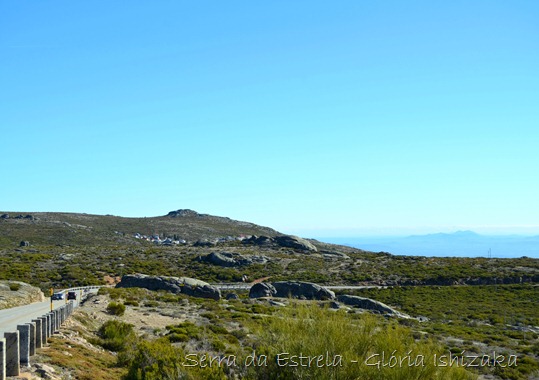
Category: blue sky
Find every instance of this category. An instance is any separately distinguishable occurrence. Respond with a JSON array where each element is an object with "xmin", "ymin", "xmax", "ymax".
[{"xmin": 1, "ymin": 1, "xmax": 538, "ymax": 237}]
